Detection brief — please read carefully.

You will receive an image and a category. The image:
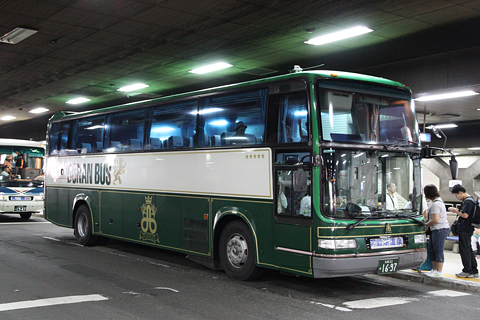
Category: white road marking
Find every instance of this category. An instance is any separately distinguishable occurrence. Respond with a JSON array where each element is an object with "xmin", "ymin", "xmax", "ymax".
[
  {"xmin": 0, "ymin": 294, "xmax": 108, "ymax": 312},
  {"xmin": 66, "ymin": 242, "xmax": 84, "ymax": 247},
  {"xmin": 0, "ymin": 222, "xmax": 51, "ymax": 226},
  {"xmin": 343, "ymin": 297, "xmax": 418, "ymax": 309},
  {"xmin": 43, "ymin": 236, "xmax": 61, "ymax": 242},
  {"xmin": 309, "ymin": 301, "xmax": 352, "ymax": 312},
  {"xmin": 148, "ymin": 261, "xmax": 171, "ymax": 268},
  {"xmin": 428, "ymin": 289, "xmax": 471, "ymax": 297},
  {"xmin": 155, "ymin": 287, "xmax": 179, "ymax": 293}
]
